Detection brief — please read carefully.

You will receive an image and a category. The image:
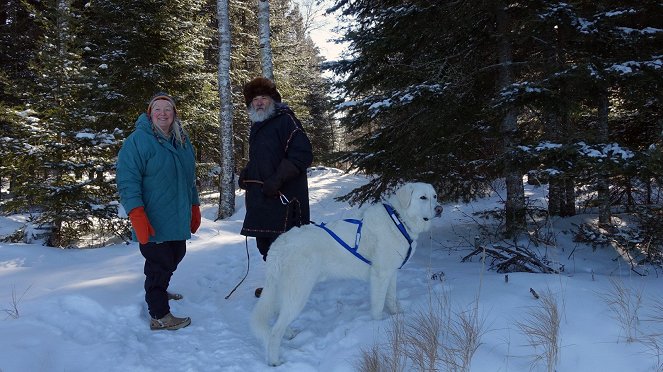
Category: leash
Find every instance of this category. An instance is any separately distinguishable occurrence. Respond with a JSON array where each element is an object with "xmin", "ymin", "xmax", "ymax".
[
  {"xmin": 225, "ymin": 180, "xmax": 300, "ymax": 299},
  {"xmin": 224, "ymin": 236, "xmax": 251, "ymax": 299}
]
